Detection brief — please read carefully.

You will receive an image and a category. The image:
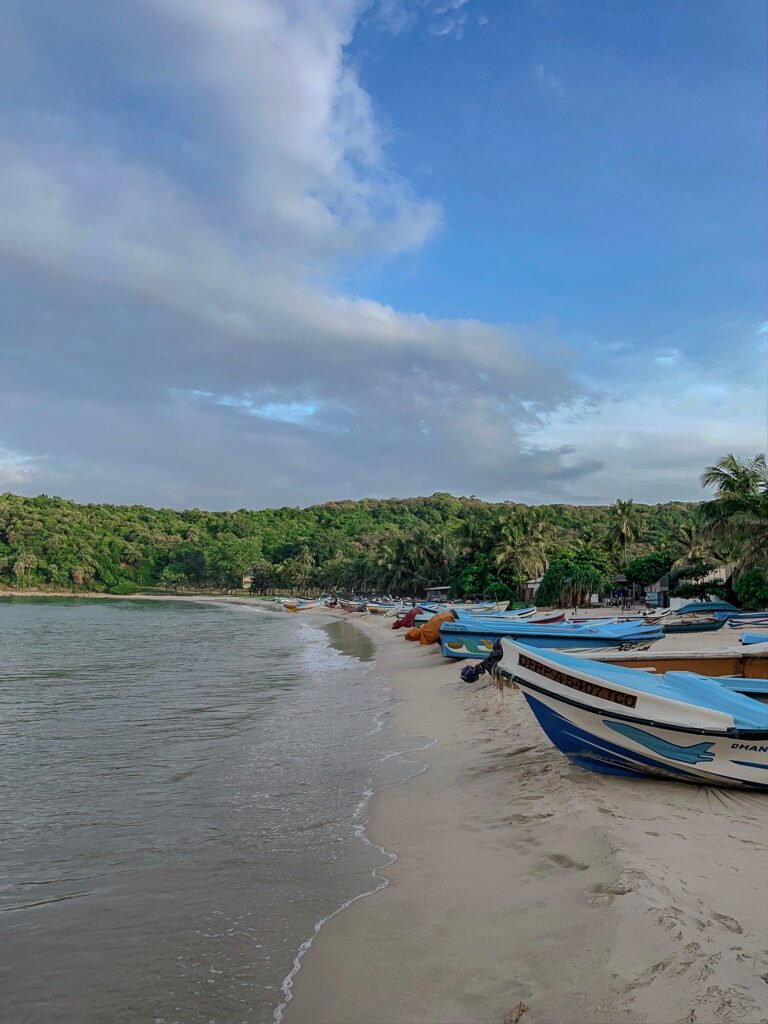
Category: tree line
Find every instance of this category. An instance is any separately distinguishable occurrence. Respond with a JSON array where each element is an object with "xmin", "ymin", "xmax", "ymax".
[{"xmin": 0, "ymin": 453, "xmax": 765, "ymax": 606}]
